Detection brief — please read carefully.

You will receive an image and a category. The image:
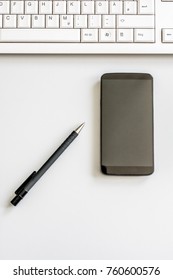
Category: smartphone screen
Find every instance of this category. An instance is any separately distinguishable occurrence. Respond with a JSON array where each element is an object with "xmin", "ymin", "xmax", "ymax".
[{"xmin": 101, "ymin": 73, "xmax": 154, "ymax": 175}]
